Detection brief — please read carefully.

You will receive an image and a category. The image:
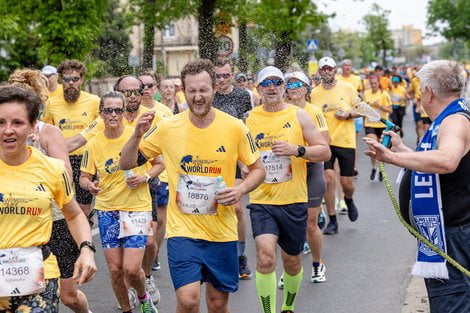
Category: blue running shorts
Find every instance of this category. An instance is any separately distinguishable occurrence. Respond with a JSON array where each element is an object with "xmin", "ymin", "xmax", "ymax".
[{"xmin": 97, "ymin": 210, "xmax": 148, "ymax": 249}]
